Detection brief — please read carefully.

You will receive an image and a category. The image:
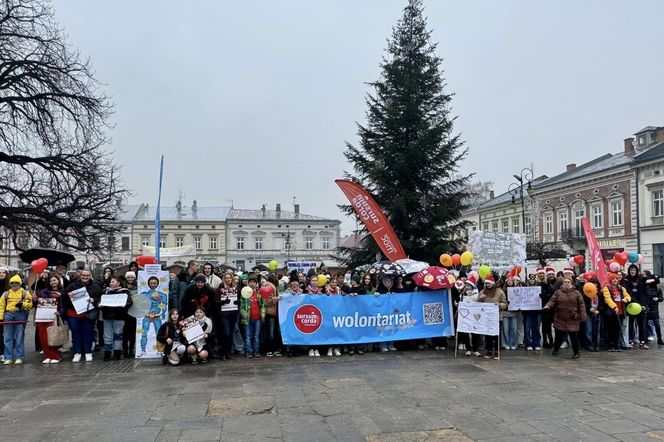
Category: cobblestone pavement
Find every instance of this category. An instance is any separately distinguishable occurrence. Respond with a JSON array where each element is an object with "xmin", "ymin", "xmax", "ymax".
[{"xmin": 3, "ymin": 343, "xmax": 664, "ymax": 441}]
